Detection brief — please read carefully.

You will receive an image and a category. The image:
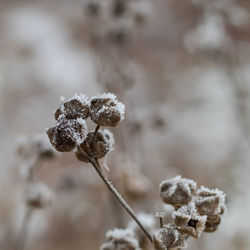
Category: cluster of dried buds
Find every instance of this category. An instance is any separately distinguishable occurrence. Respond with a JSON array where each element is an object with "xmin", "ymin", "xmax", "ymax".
[
  {"xmin": 47, "ymin": 93, "xmax": 124, "ymax": 162},
  {"xmin": 153, "ymin": 175, "xmax": 226, "ymax": 249},
  {"xmin": 84, "ymin": 0, "xmax": 153, "ymax": 44}
]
